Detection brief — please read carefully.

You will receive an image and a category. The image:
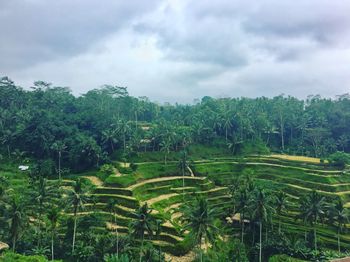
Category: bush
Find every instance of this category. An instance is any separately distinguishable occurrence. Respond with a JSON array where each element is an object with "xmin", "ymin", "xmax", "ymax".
[
  {"xmin": 0, "ymin": 251, "xmax": 61, "ymax": 262},
  {"xmin": 239, "ymin": 139, "xmax": 270, "ymax": 156},
  {"xmin": 269, "ymin": 254, "xmax": 306, "ymax": 262},
  {"xmin": 129, "ymin": 162, "xmax": 138, "ymax": 171},
  {"xmin": 328, "ymin": 152, "xmax": 350, "ymax": 169}
]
